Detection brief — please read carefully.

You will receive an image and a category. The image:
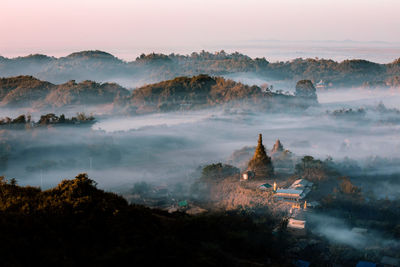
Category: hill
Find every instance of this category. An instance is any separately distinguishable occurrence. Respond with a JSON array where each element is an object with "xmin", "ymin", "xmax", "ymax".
[
  {"xmin": 0, "ymin": 75, "xmax": 317, "ymax": 113},
  {"xmin": 1, "ymin": 50, "xmax": 400, "ymax": 88},
  {"xmin": 0, "ymin": 173, "xmax": 290, "ymax": 266},
  {"xmin": 121, "ymin": 75, "xmax": 315, "ymax": 113},
  {"xmin": 0, "ymin": 76, "xmax": 130, "ymax": 108},
  {"xmin": 42, "ymin": 80, "xmax": 129, "ymax": 108},
  {"xmin": 0, "ymin": 76, "xmax": 54, "ymax": 106}
]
